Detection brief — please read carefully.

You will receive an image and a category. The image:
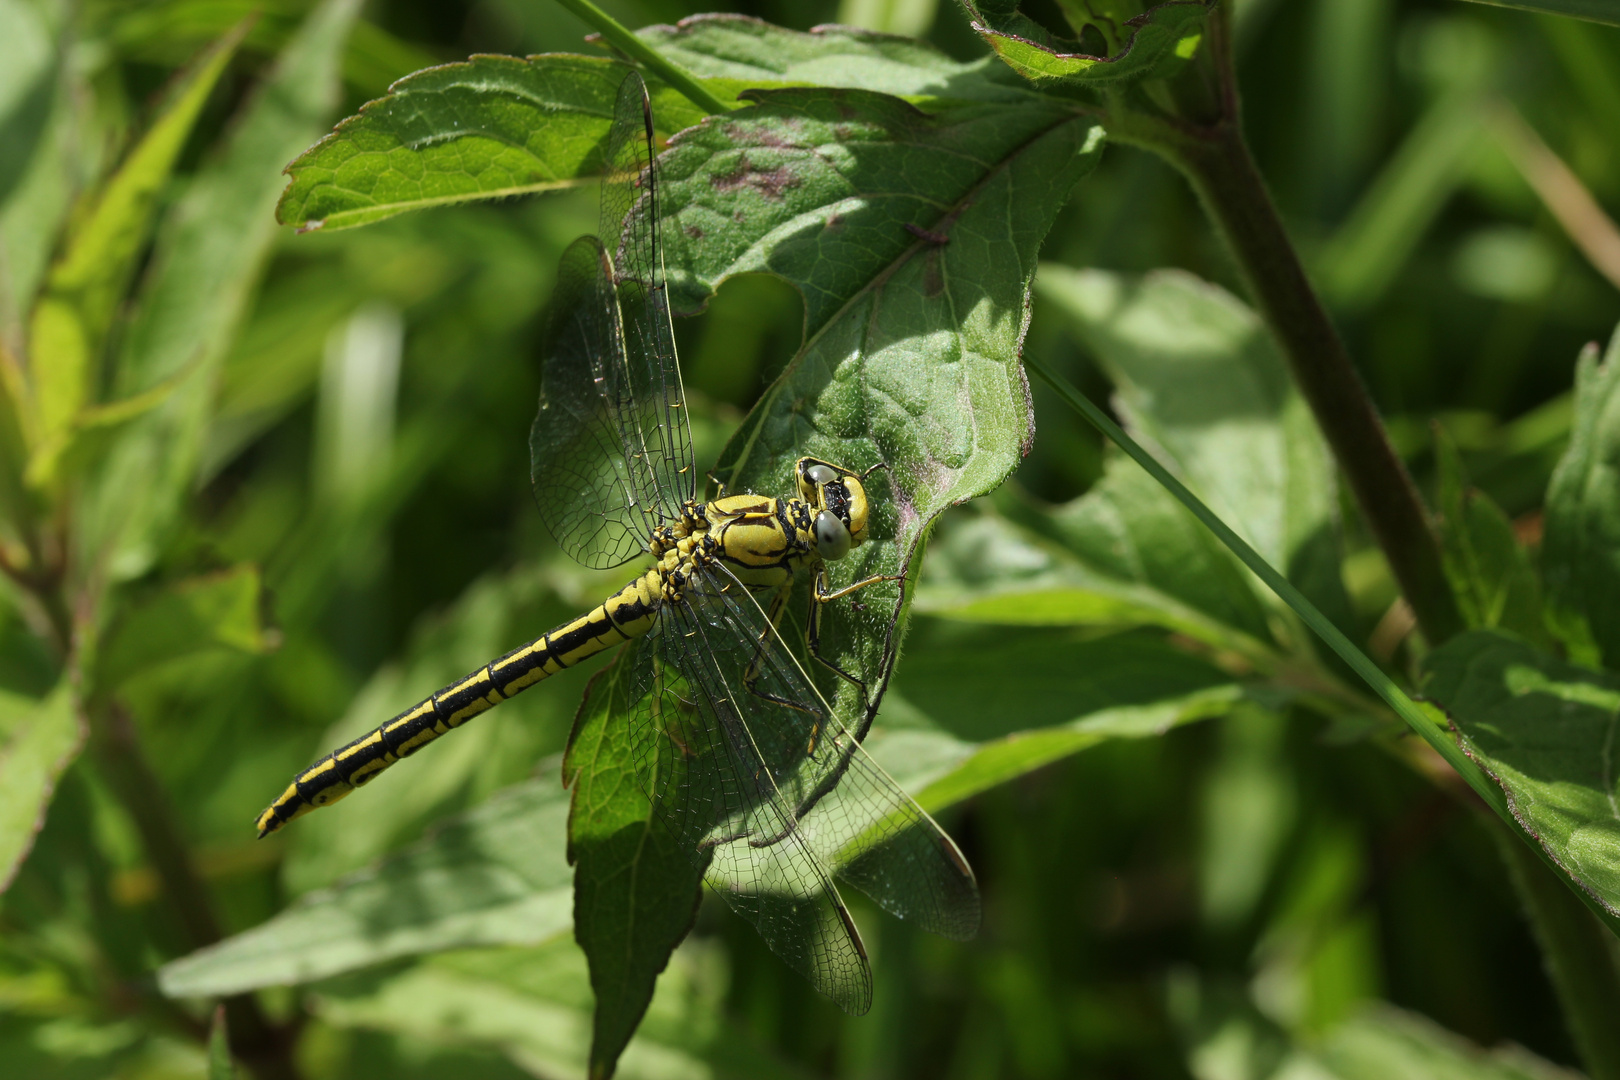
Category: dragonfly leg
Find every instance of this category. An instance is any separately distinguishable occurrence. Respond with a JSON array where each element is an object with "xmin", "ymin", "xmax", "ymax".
[
  {"xmin": 742, "ymin": 583, "xmax": 820, "ymax": 718},
  {"xmin": 807, "ymin": 567, "xmax": 904, "ymax": 697}
]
